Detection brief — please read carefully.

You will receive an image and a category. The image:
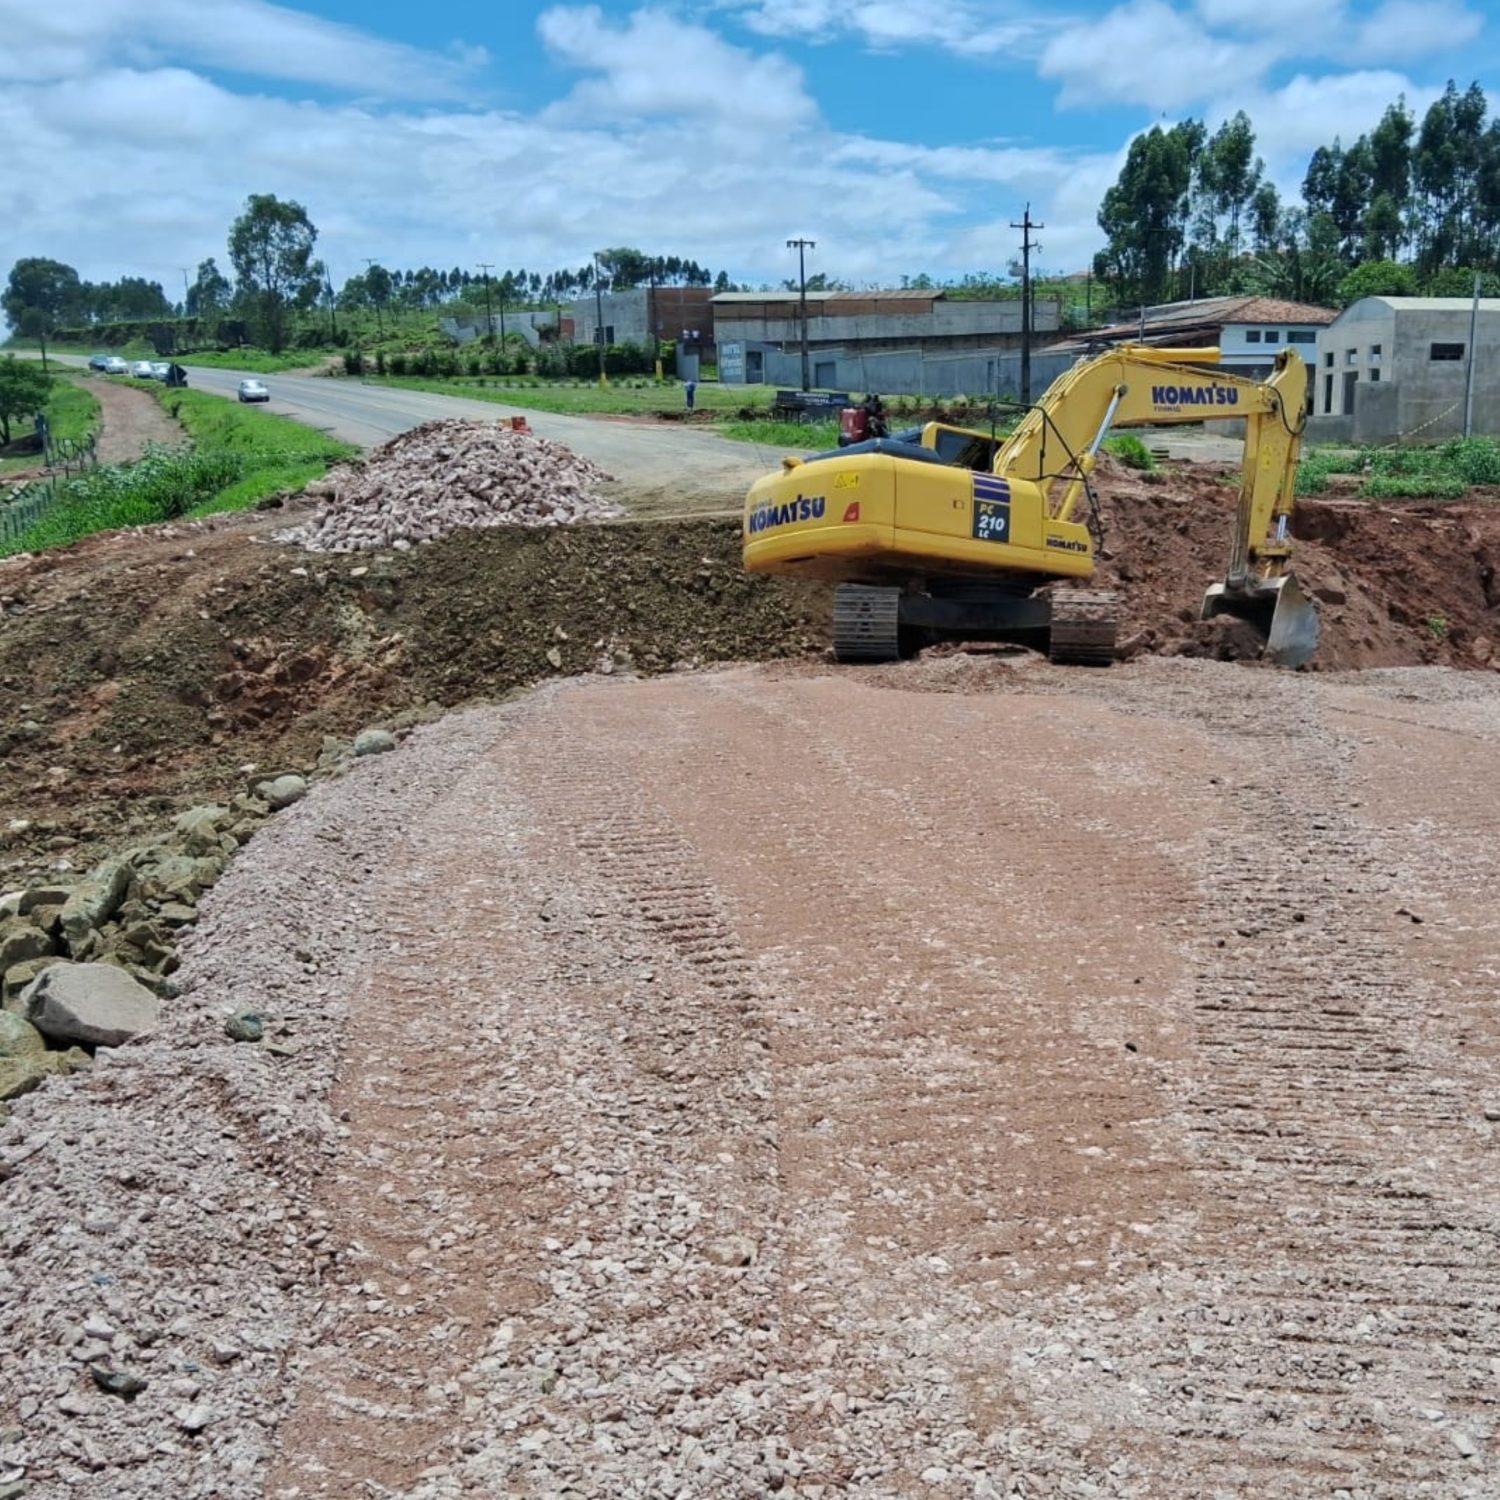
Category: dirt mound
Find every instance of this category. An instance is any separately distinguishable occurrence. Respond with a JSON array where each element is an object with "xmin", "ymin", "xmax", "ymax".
[
  {"xmin": 280, "ymin": 419, "xmax": 619, "ymax": 552},
  {"xmin": 1087, "ymin": 456, "xmax": 1500, "ymax": 670},
  {"xmin": 0, "ymin": 514, "xmax": 821, "ymax": 889}
]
